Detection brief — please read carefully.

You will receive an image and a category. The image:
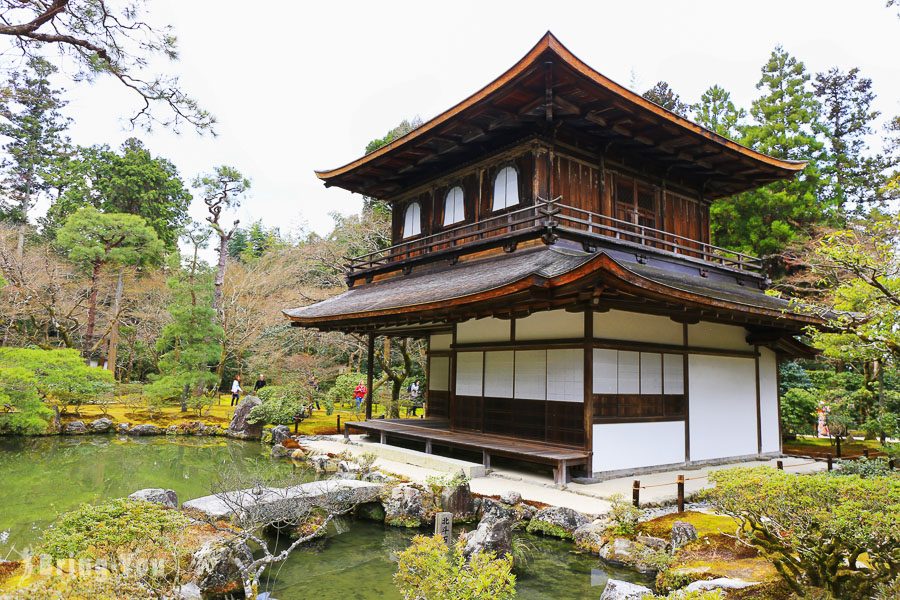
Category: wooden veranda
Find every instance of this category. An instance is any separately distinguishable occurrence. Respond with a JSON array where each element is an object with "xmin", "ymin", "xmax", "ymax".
[{"xmin": 344, "ymin": 418, "xmax": 590, "ymax": 485}]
